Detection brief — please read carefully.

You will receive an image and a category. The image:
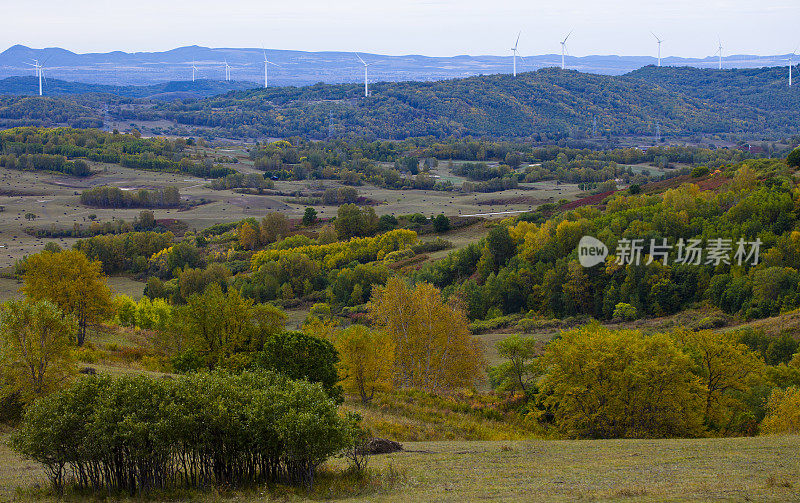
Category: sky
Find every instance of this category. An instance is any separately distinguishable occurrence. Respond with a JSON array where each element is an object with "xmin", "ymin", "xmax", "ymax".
[{"xmin": 2, "ymin": 0, "xmax": 799, "ymax": 58}]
